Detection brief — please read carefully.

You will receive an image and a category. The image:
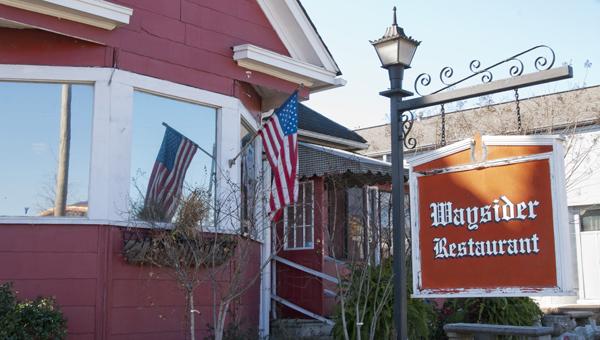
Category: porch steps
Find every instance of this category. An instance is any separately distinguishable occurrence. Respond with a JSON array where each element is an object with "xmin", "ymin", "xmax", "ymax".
[{"xmin": 271, "ymin": 319, "xmax": 333, "ymax": 340}]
